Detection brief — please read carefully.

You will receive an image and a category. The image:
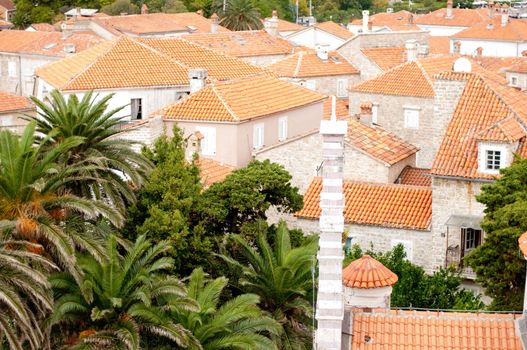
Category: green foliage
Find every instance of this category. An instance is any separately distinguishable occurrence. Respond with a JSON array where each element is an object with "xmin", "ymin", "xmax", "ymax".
[
  {"xmin": 220, "ymin": 0, "xmax": 263, "ymax": 30},
  {"xmin": 172, "ymin": 268, "xmax": 280, "ymax": 349},
  {"xmin": 220, "ymin": 222, "xmax": 318, "ymax": 349},
  {"xmin": 49, "ymin": 234, "xmax": 199, "ymax": 349},
  {"xmin": 101, "ymin": 0, "xmax": 139, "ymax": 14},
  {"xmin": 346, "ymin": 244, "xmax": 484, "ymax": 310},
  {"xmin": 465, "ymin": 157, "xmax": 527, "ymax": 311}
]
